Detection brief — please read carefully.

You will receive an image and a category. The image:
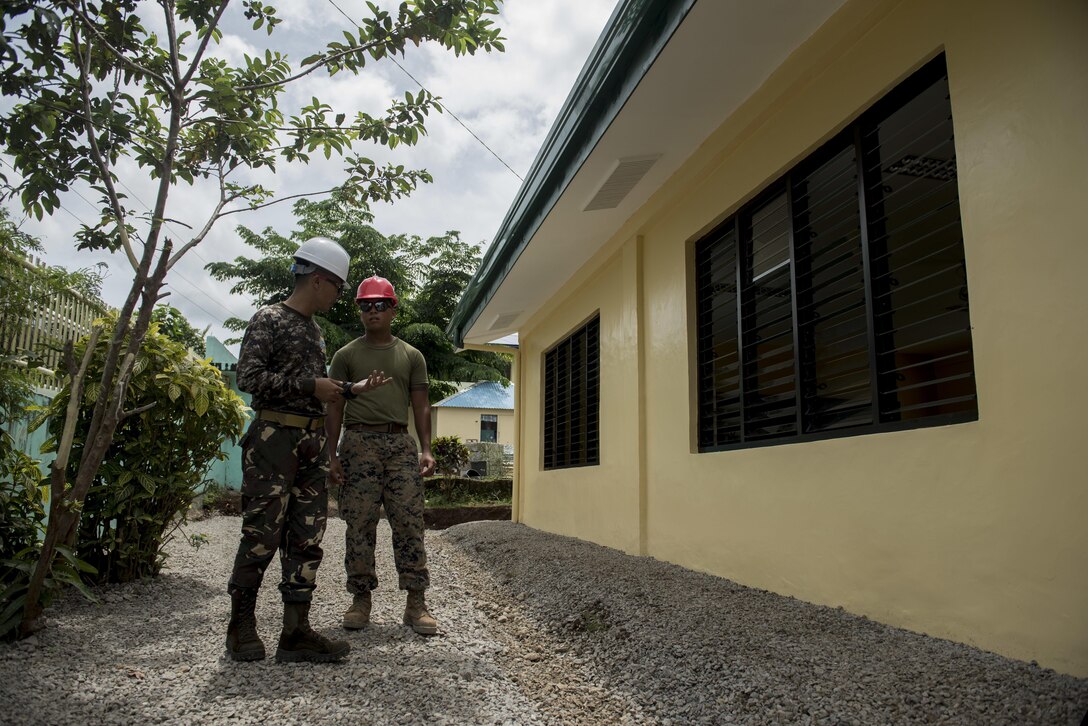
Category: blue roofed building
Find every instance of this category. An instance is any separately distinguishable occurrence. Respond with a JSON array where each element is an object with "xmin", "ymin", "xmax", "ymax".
[{"xmin": 433, "ymin": 381, "xmax": 515, "ymax": 449}]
